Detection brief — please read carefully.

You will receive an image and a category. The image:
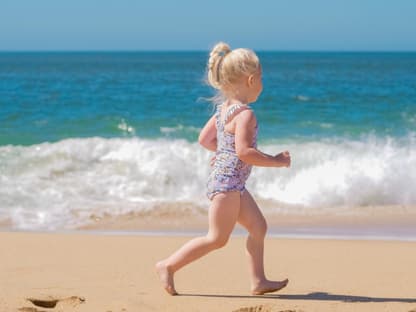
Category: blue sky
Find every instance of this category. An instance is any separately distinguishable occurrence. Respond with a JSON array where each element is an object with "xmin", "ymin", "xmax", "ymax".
[{"xmin": 1, "ymin": 0, "xmax": 415, "ymax": 51}]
